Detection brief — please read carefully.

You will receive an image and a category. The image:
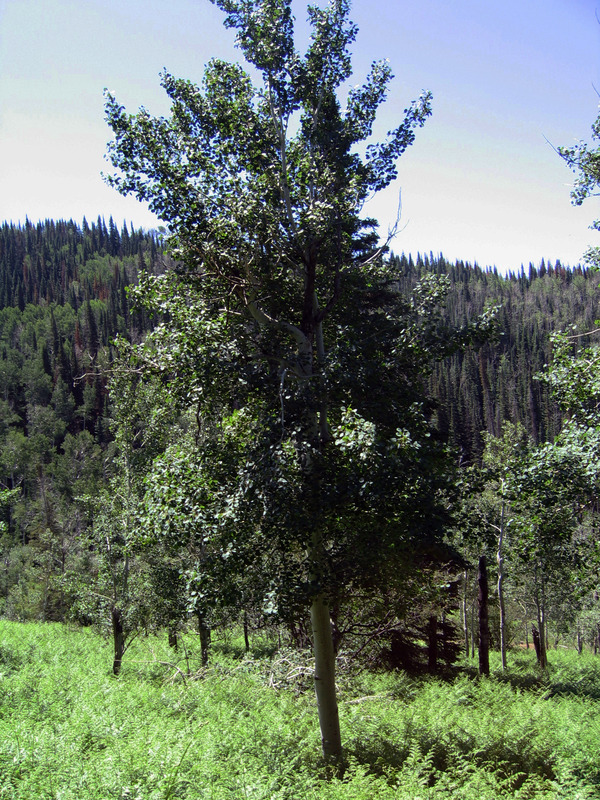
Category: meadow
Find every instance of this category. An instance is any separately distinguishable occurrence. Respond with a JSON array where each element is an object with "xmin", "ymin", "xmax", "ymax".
[{"xmin": 0, "ymin": 620, "xmax": 599, "ymax": 799}]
